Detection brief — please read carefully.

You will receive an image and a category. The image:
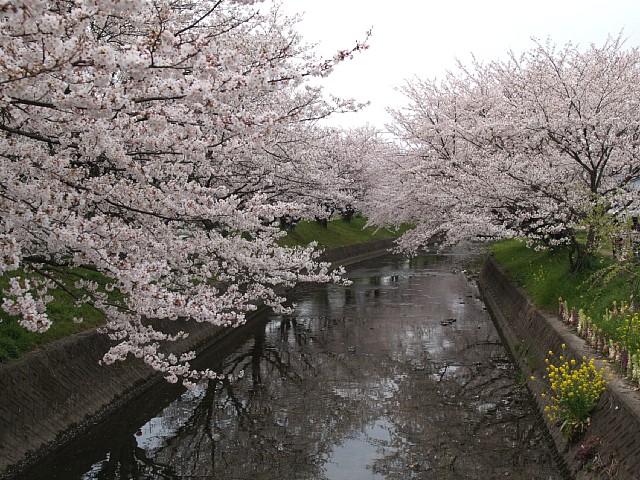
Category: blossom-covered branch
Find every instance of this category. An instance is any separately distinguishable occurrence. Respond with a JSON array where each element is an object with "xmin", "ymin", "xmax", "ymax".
[{"xmin": 0, "ymin": 0, "xmax": 370, "ymax": 386}]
